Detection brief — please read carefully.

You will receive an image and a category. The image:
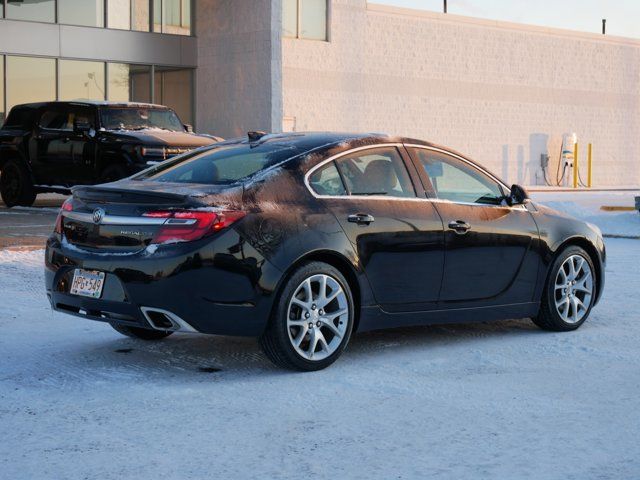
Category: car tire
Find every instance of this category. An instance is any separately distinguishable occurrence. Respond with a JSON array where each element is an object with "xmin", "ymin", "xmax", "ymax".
[
  {"xmin": 533, "ymin": 245, "xmax": 597, "ymax": 332},
  {"xmin": 0, "ymin": 159, "xmax": 37, "ymax": 207},
  {"xmin": 109, "ymin": 322, "xmax": 174, "ymax": 340},
  {"xmin": 259, "ymin": 262, "xmax": 355, "ymax": 371},
  {"xmin": 99, "ymin": 164, "xmax": 129, "ymax": 184}
]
